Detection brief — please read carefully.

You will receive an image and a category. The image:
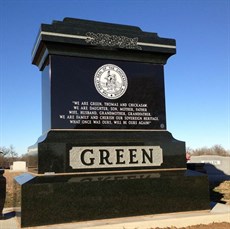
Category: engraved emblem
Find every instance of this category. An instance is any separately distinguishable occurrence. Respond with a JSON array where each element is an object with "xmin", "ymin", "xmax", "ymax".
[{"xmin": 94, "ymin": 64, "xmax": 128, "ymax": 99}]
